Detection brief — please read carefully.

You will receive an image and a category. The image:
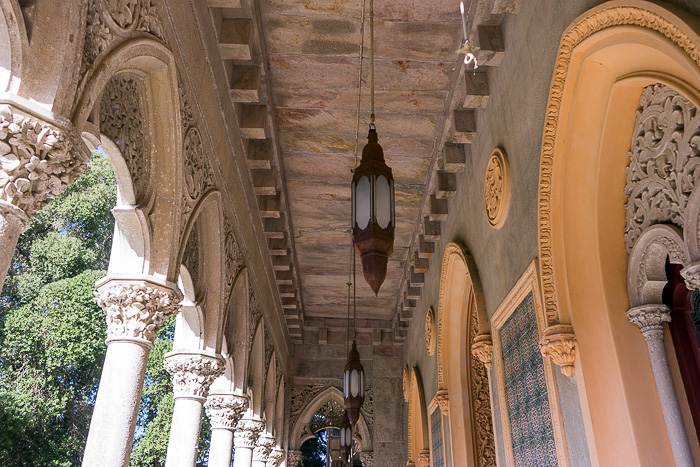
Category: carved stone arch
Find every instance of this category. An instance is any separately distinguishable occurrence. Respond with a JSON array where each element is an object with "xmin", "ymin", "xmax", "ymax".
[
  {"xmin": 173, "ymin": 264, "xmax": 205, "ymax": 352},
  {"xmin": 225, "ymin": 267, "xmax": 249, "ymax": 392},
  {"xmin": 209, "ymin": 352, "xmax": 237, "ymax": 395},
  {"xmin": 289, "ymin": 386, "xmax": 372, "ymax": 452},
  {"xmin": 248, "ymin": 317, "xmax": 265, "ymax": 416},
  {"xmin": 407, "ymin": 367, "xmax": 429, "ymax": 466},
  {"xmin": 628, "ymin": 224, "xmax": 689, "ymax": 308},
  {"xmin": 436, "ymin": 242, "xmax": 494, "ymax": 467},
  {"xmin": 72, "ymin": 38, "xmax": 182, "ymax": 283},
  {"xmin": 177, "ymin": 191, "xmax": 225, "ymax": 354},
  {"xmin": 535, "ymin": 2, "xmax": 700, "ymax": 463},
  {"xmin": 263, "ymin": 353, "xmax": 277, "ymax": 434},
  {"xmin": 0, "ymin": 0, "xmax": 28, "ymax": 94}
]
